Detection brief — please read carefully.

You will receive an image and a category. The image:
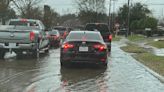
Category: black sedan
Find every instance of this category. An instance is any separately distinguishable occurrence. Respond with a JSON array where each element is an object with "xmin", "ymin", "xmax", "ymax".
[
  {"xmin": 60, "ymin": 31, "xmax": 108, "ymax": 67},
  {"xmin": 47, "ymin": 30, "xmax": 61, "ymax": 47}
]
